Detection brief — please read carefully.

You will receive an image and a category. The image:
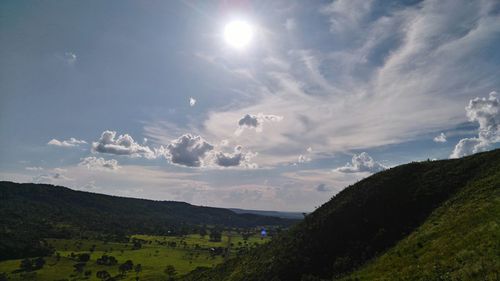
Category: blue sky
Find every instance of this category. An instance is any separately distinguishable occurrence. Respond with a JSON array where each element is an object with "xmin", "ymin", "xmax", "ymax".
[{"xmin": 1, "ymin": 0, "xmax": 499, "ymax": 211}]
